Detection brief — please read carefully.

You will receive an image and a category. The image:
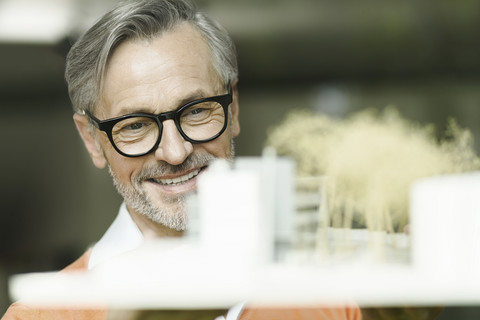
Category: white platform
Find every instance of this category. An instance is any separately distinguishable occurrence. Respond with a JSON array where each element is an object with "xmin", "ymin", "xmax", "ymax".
[{"xmin": 9, "ymin": 168, "xmax": 480, "ymax": 309}]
